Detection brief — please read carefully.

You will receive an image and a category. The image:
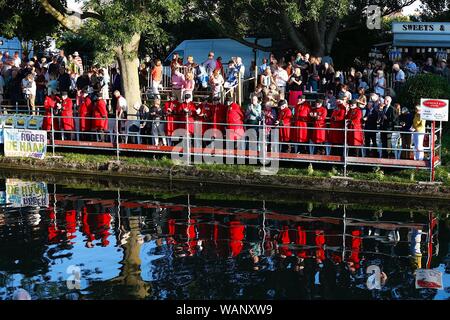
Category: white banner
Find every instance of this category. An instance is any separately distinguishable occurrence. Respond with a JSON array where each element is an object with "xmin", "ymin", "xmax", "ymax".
[
  {"xmin": 420, "ymin": 98, "xmax": 449, "ymax": 122},
  {"xmin": 3, "ymin": 128, "xmax": 47, "ymax": 159},
  {"xmin": 6, "ymin": 179, "xmax": 49, "ymax": 208}
]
